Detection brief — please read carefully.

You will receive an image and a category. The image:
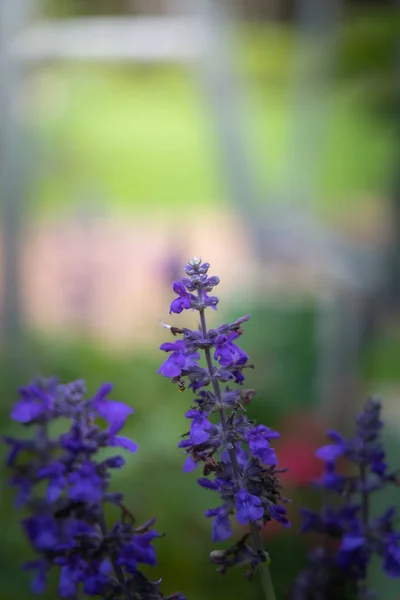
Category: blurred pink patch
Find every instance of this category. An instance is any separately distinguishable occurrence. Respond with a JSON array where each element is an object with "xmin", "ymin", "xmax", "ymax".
[
  {"xmin": 260, "ymin": 412, "xmax": 326, "ymax": 541},
  {"xmin": 275, "ymin": 412, "xmax": 326, "ymax": 486}
]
